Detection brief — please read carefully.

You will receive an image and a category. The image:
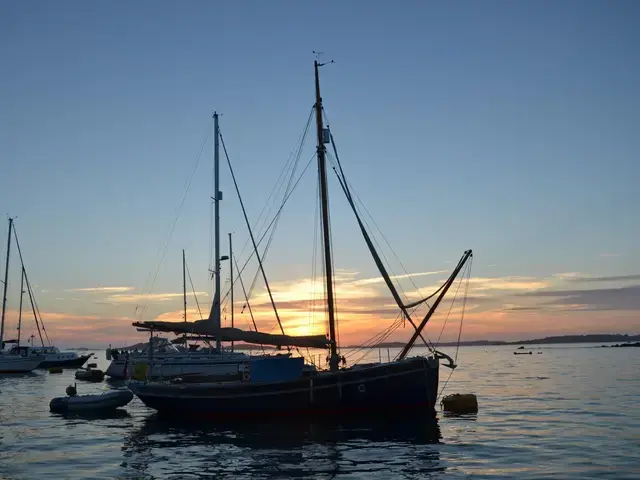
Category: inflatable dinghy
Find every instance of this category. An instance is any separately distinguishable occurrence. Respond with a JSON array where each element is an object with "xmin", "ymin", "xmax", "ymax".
[{"xmin": 50, "ymin": 384, "xmax": 133, "ymax": 413}]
